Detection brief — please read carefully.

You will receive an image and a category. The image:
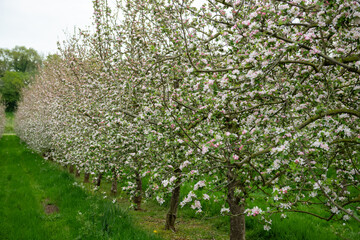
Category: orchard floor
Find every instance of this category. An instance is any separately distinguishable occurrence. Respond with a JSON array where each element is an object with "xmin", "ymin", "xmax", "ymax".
[{"xmin": 0, "ymin": 135, "xmax": 161, "ymax": 240}]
